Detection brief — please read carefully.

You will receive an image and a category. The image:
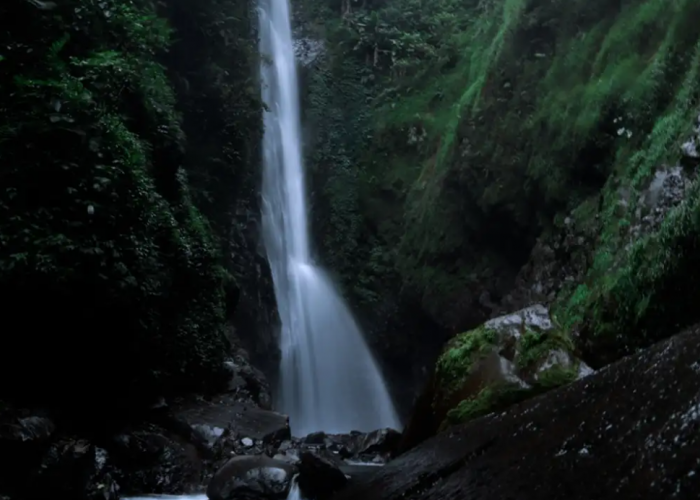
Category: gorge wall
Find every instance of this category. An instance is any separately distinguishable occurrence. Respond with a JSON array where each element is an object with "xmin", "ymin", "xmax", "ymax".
[
  {"xmin": 0, "ymin": 0, "xmax": 278, "ymax": 417},
  {"xmin": 294, "ymin": 0, "xmax": 700, "ymax": 415},
  {"xmin": 4, "ymin": 0, "xmax": 700, "ymax": 437}
]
